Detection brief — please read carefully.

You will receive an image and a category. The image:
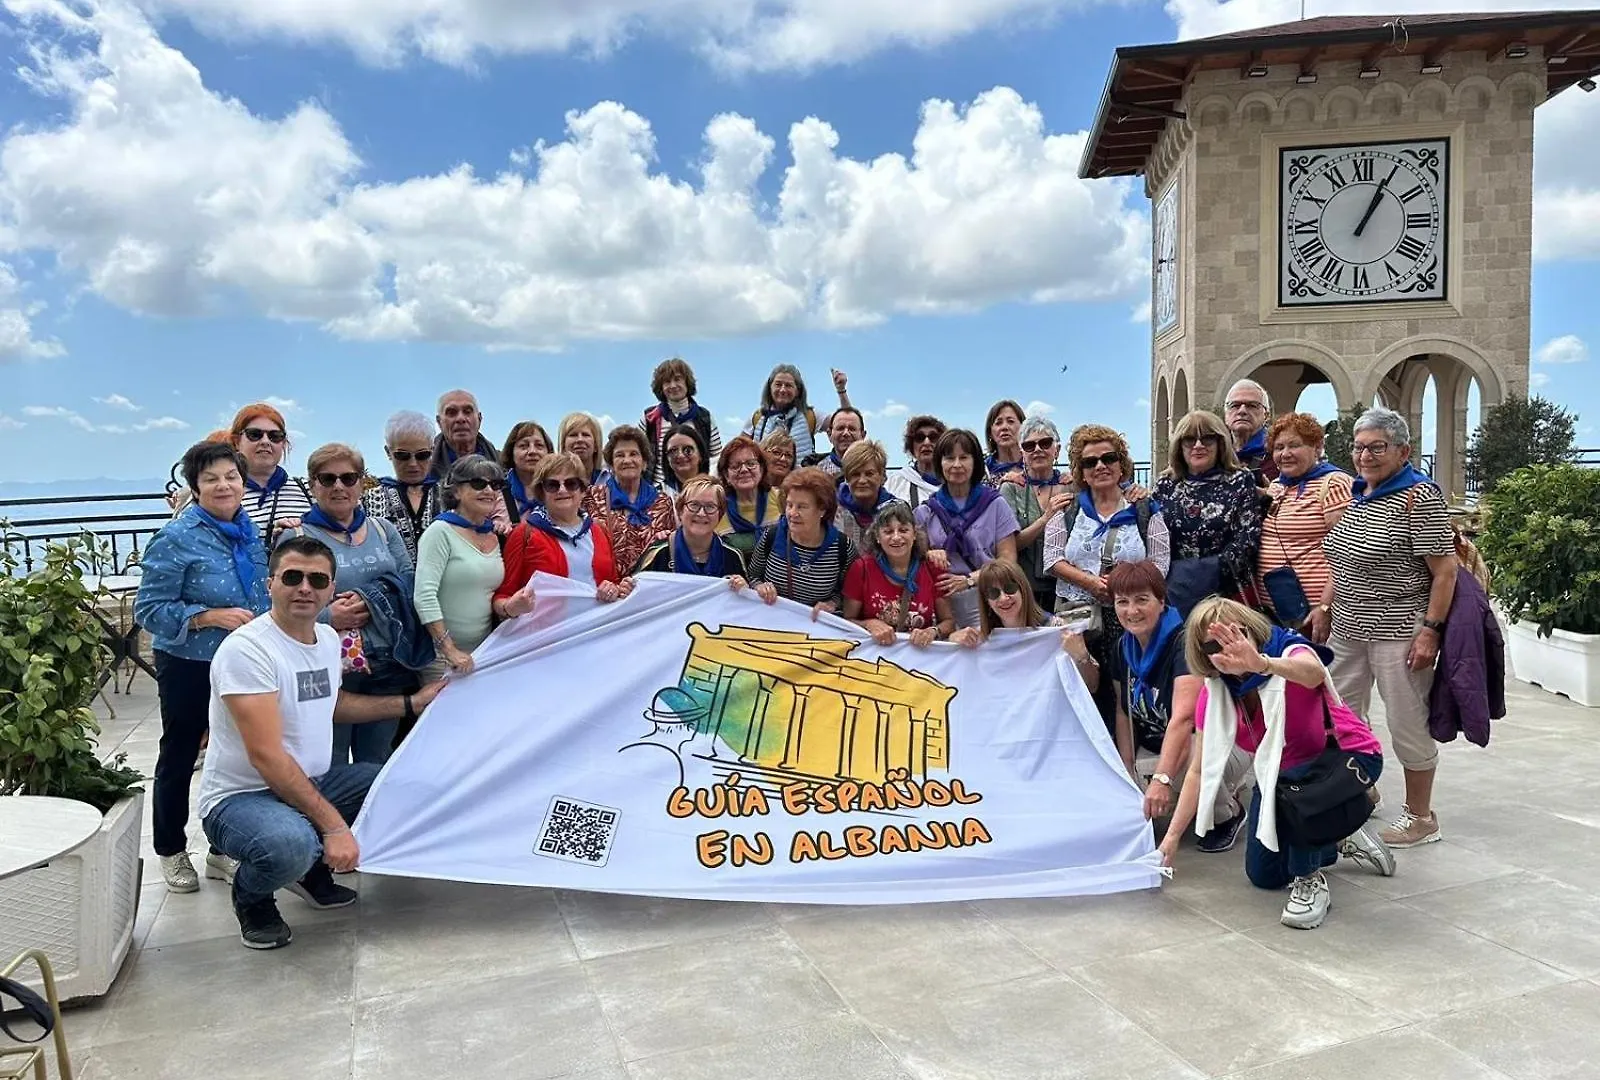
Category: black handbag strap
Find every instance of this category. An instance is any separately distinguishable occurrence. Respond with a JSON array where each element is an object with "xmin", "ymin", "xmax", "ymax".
[
  {"xmin": 1318, "ymin": 688, "xmax": 1341, "ymax": 753},
  {"xmin": 0, "ymin": 975, "xmax": 53, "ymax": 1043}
]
